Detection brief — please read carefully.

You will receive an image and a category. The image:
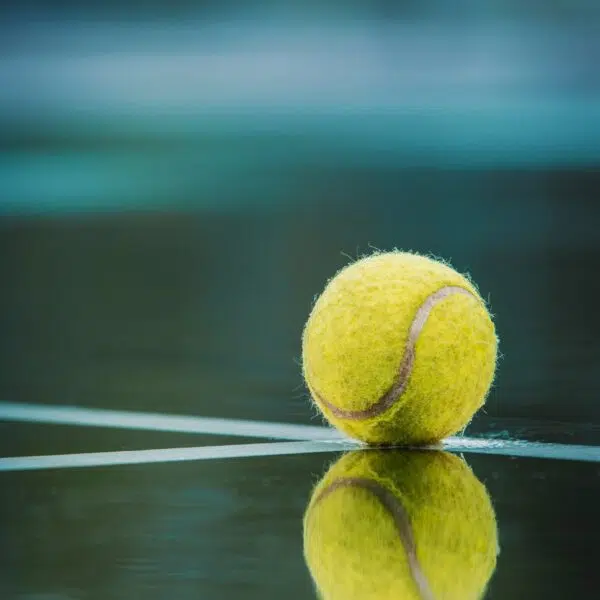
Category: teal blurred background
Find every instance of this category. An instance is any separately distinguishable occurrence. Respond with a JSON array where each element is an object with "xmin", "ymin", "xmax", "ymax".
[{"xmin": 1, "ymin": 2, "xmax": 599, "ymax": 427}]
